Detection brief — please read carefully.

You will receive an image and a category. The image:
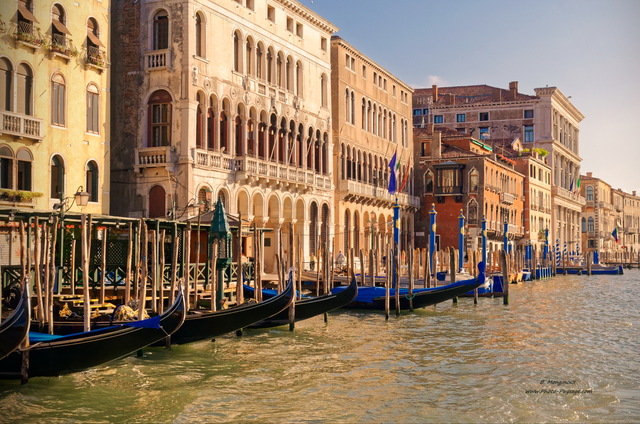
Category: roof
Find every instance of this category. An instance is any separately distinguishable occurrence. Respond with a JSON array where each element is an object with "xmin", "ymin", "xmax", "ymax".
[{"xmin": 414, "ymin": 84, "xmax": 538, "ymax": 106}]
